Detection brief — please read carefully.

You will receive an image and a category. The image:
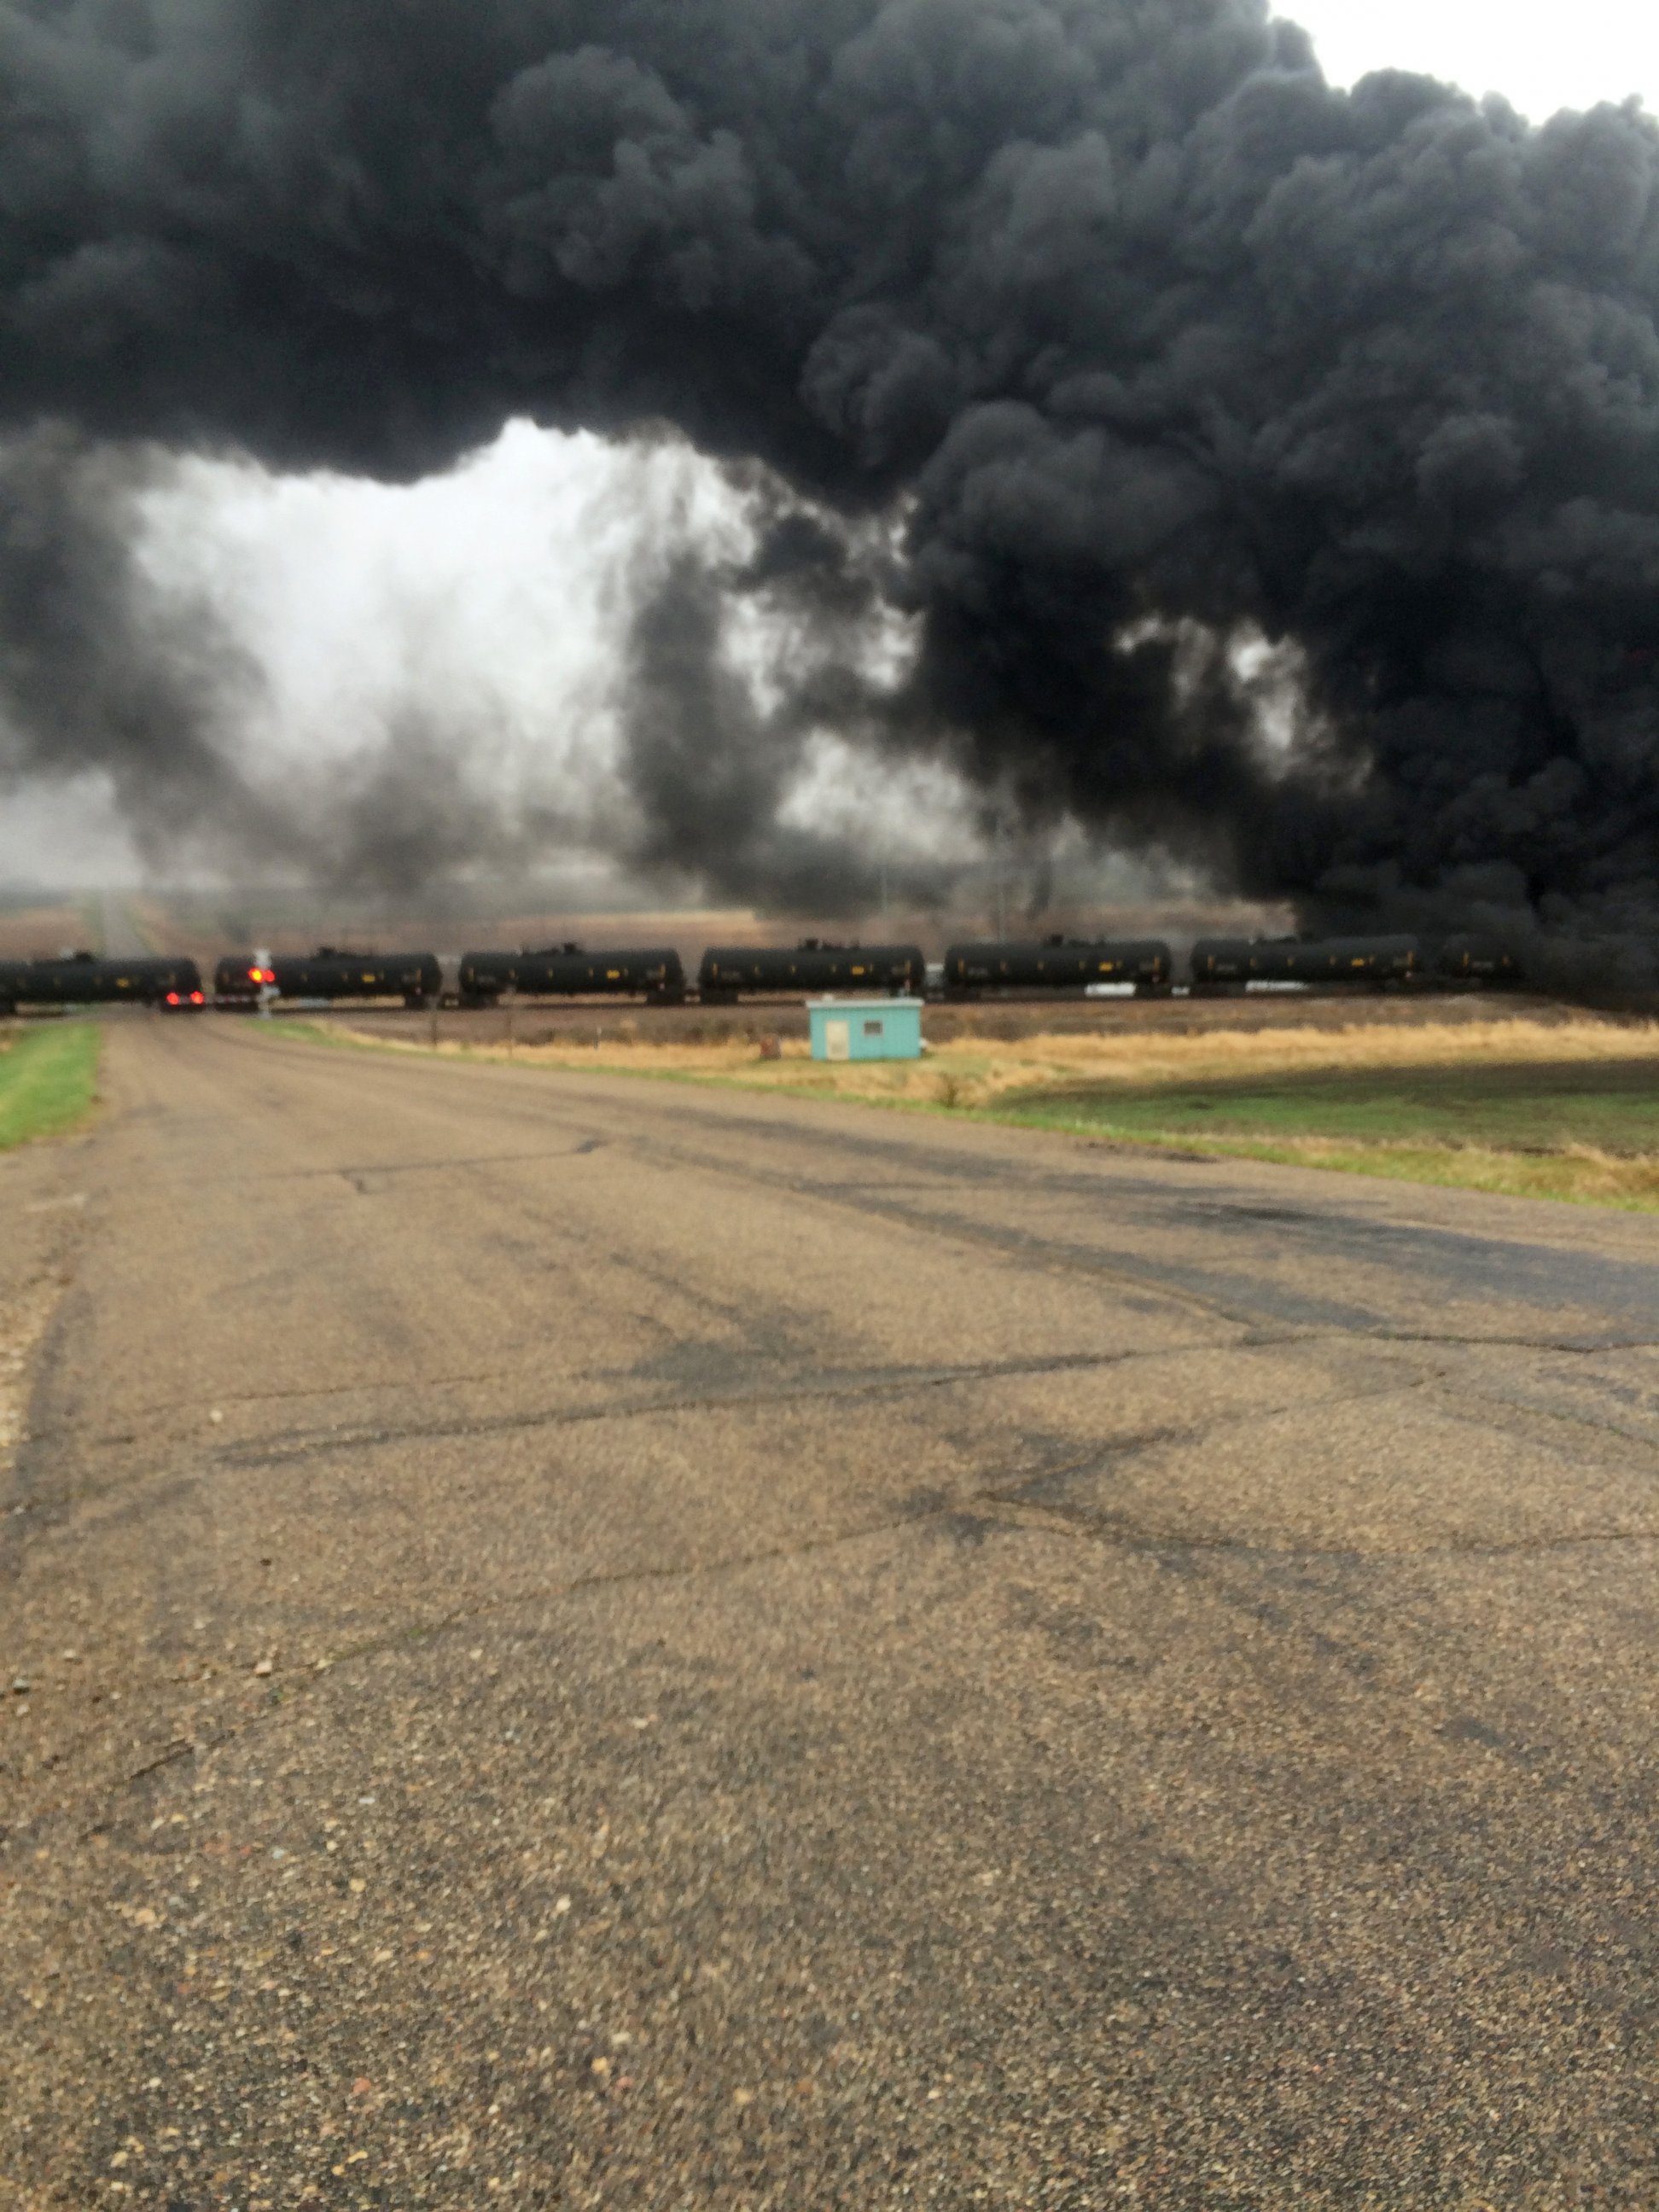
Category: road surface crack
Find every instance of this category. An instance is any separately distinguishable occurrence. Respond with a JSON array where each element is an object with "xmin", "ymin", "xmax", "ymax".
[
  {"xmin": 61, "ymin": 1373, "xmax": 1476, "ymax": 1819},
  {"xmin": 8, "ymin": 1331, "xmax": 1408, "ymax": 1517},
  {"xmin": 86, "ymin": 1477, "xmax": 1656, "ymax": 1825},
  {"xmin": 985, "ymin": 1495, "xmax": 1659, "ymax": 1563}
]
